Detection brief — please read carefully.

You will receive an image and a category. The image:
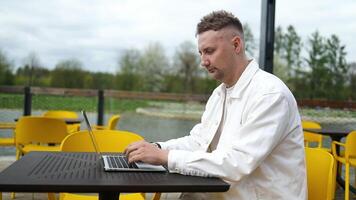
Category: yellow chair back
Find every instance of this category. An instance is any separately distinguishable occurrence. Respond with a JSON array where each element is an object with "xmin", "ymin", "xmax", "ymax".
[
  {"xmin": 108, "ymin": 115, "xmax": 120, "ymax": 130},
  {"xmin": 43, "ymin": 110, "xmax": 80, "ymax": 133},
  {"xmin": 93, "ymin": 115, "xmax": 121, "ymax": 130},
  {"xmin": 345, "ymin": 131, "xmax": 356, "ymax": 160},
  {"xmin": 60, "ymin": 129, "xmax": 143, "ymax": 152},
  {"xmin": 16, "ymin": 116, "xmax": 68, "ymax": 145},
  {"xmin": 43, "ymin": 110, "xmax": 79, "ymax": 118},
  {"xmin": 302, "ymin": 120, "xmax": 322, "ymax": 148},
  {"xmin": 305, "ymin": 147, "xmax": 334, "ymax": 200}
]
